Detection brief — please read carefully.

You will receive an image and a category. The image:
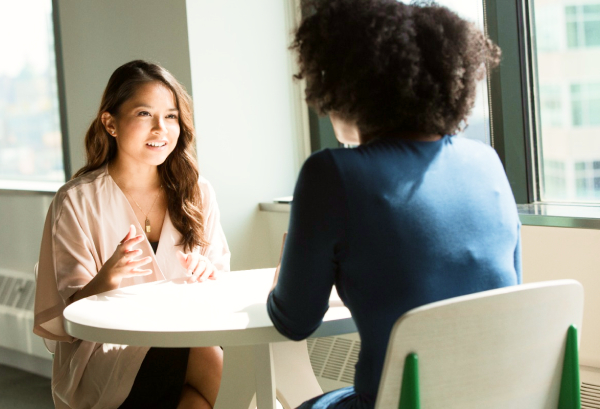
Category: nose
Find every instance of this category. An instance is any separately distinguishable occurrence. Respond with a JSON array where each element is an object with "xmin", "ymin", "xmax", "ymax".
[{"xmin": 153, "ymin": 116, "xmax": 168, "ymax": 135}]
